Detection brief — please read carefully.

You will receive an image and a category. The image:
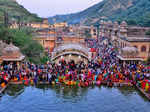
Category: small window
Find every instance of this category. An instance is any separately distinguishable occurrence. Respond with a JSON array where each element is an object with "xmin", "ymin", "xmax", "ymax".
[
  {"xmin": 115, "ymin": 31, "xmax": 117, "ymax": 36},
  {"xmin": 93, "ymin": 29, "xmax": 96, "ymax": 32},
  {"xmin": 141, "ymin": 46, "xmax": 146, "ymax": 52}
]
